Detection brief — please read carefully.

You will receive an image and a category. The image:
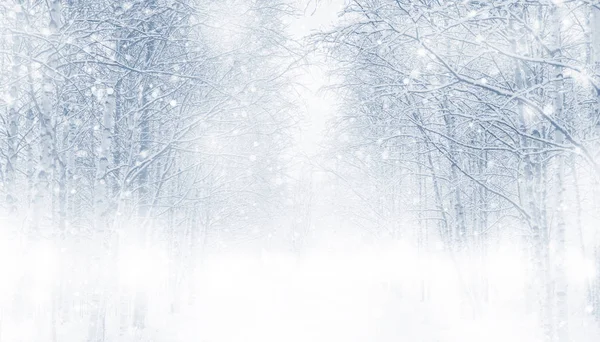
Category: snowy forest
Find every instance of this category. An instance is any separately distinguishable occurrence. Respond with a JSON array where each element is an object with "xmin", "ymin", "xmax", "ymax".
[{"xmin": 1, "ymin": 0, "xmax": 600, "ymax": 341}]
